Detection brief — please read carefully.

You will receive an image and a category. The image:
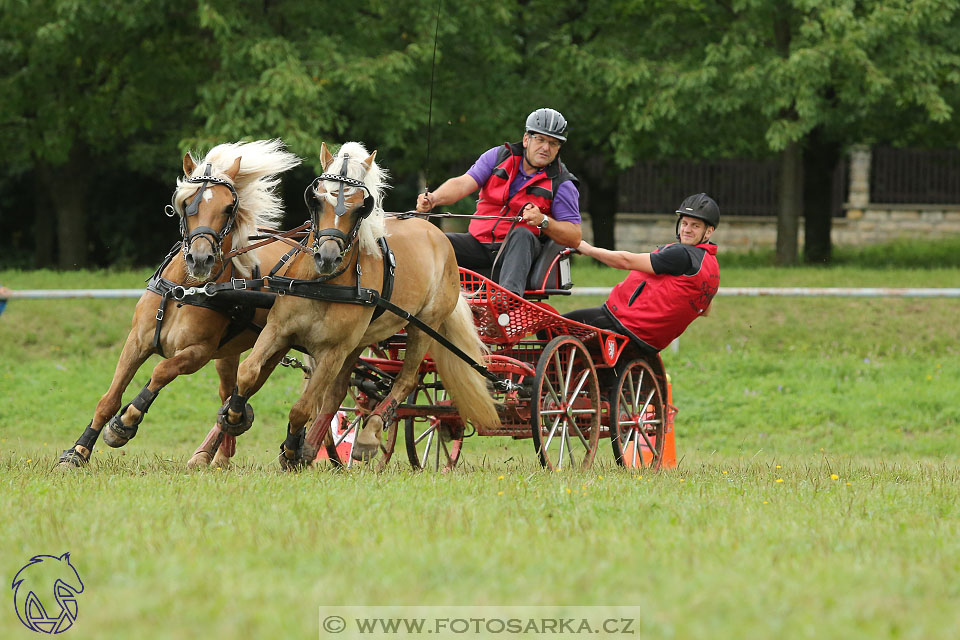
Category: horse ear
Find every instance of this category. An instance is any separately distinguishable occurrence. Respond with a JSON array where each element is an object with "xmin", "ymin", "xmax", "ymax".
[
  {"xmin": 183, "ymin": 153, "xmax": 196, "ymax": 177},
  {"xmin": 224, "ymin": 156, "xmax": 242, "ymax": 181},
  {"xmin": 362, "ymin": 151, "xmax": 377, "ymax": 171},
  {"xmin": 59, "ymin": 552, "xmax": 71, "ymax": 561},
  {"xmin": 320, "ymin": 142, "xmax": 334, "ymax": 171}
]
